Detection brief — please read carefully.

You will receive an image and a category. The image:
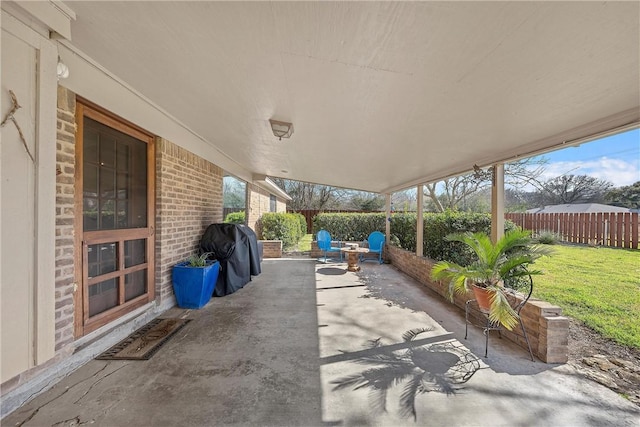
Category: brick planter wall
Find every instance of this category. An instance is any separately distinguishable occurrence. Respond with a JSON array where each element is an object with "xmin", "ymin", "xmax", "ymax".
[
  {"xmin": 386, "ymin": 244, "xmax": 568, "ymax": 363},
  {"xmin": 260, "ymin": 240, "xmax": 282, "ymax": 258},
  {"xmin": 155, "ymin": 139, "xmax": 223, "ymax": 304}
]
